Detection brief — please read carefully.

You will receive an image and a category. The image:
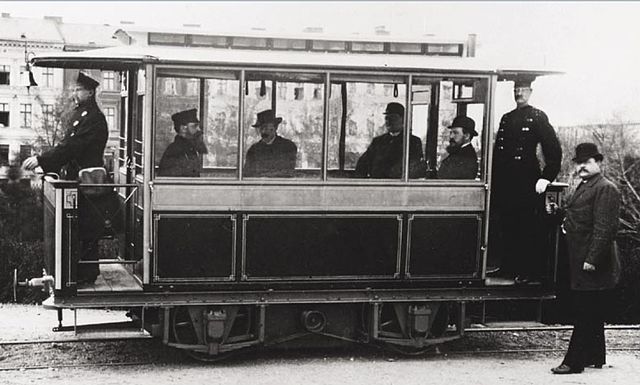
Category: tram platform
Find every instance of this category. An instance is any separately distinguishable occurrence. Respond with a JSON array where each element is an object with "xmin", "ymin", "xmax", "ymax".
[{"xmin": 77, "ymin": 263, "xmax": 143, "ymax": 293}]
